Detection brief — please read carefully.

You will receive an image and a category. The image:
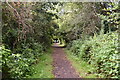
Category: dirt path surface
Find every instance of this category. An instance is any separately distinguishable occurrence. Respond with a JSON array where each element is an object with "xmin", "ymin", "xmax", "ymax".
[{"xmin": 52, "ymin": 44, "xmax": 80, "ymax": 78}]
